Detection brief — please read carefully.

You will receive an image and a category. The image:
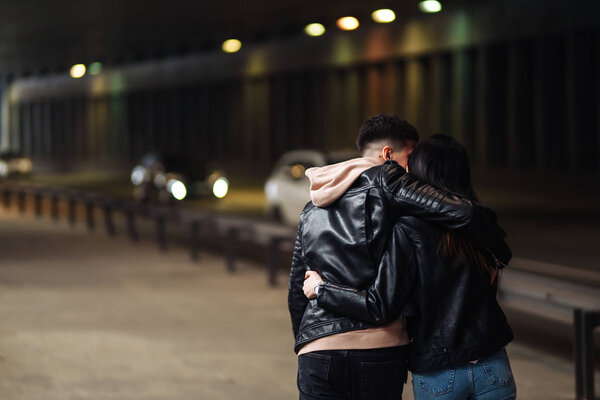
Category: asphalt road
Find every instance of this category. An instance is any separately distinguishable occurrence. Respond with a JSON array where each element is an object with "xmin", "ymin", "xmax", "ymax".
[{"xmin": 0, "ymin": 209, "xmax": 597, "ymax": 399}]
